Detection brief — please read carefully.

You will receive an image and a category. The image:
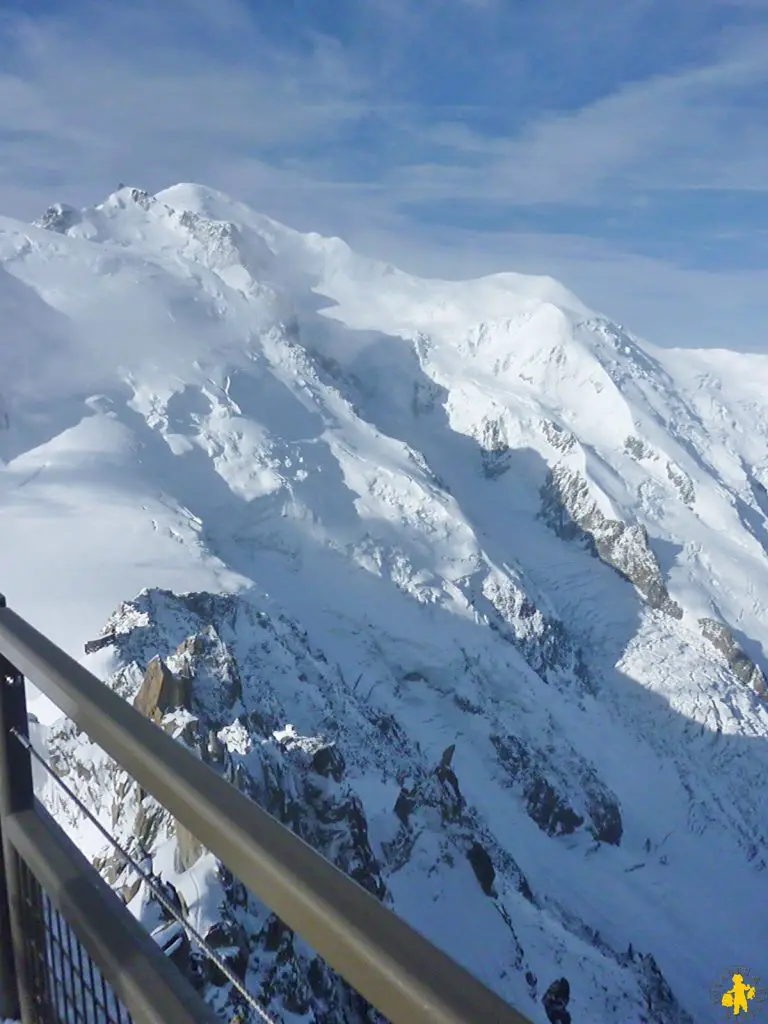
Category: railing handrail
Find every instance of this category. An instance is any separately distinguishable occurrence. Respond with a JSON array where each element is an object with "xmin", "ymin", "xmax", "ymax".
[
  {"xmin": 6, "ymin": 802, "xmax": 220, "ymax": 1024},
  {"xmin": 0, "ymin": 600, "xmax": 532, "ymax": 1024},
  {"xmin": 1, "ymin": 635, "xmax": 219, "ymax": 1024}
]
